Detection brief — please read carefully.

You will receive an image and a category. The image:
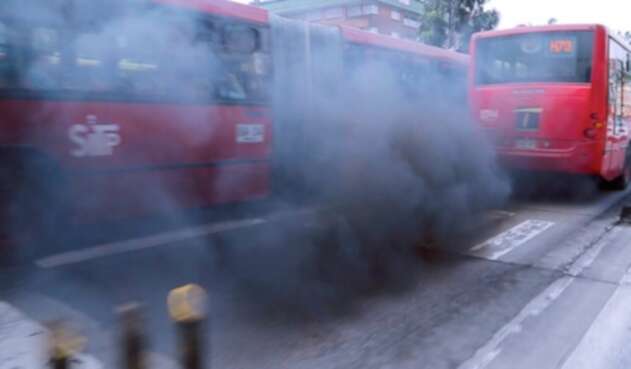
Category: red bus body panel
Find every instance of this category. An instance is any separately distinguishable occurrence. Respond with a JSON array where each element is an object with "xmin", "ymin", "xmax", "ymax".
[
  {"xmin": 154, "ymin": 0, "xmax": 269, "ymax": 24},
  {"xmin": 469, "ymin": 24, "xmax": 630, "ymax": 180},
  {"xmin": 1, "ymin": 100, "xmax": 271, "ymax": 221},
  {"xmin": 473, "ymin": 84, "xmax": 603, "ymax": 174}
]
